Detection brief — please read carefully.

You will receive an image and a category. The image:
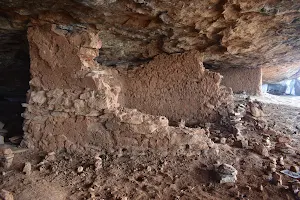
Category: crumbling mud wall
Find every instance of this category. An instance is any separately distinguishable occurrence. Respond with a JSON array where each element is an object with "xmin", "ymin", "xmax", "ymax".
[
  {"xmin": 23, "ymin": 22, "xmax": 232, "ymax": 153},
  {"xmin": 122, "ymin": 52, "xmax": 233, "ymax": 125},
  {"xmin": 216, "ymin": 68, "xmax": 262, "ymax": 95}
]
